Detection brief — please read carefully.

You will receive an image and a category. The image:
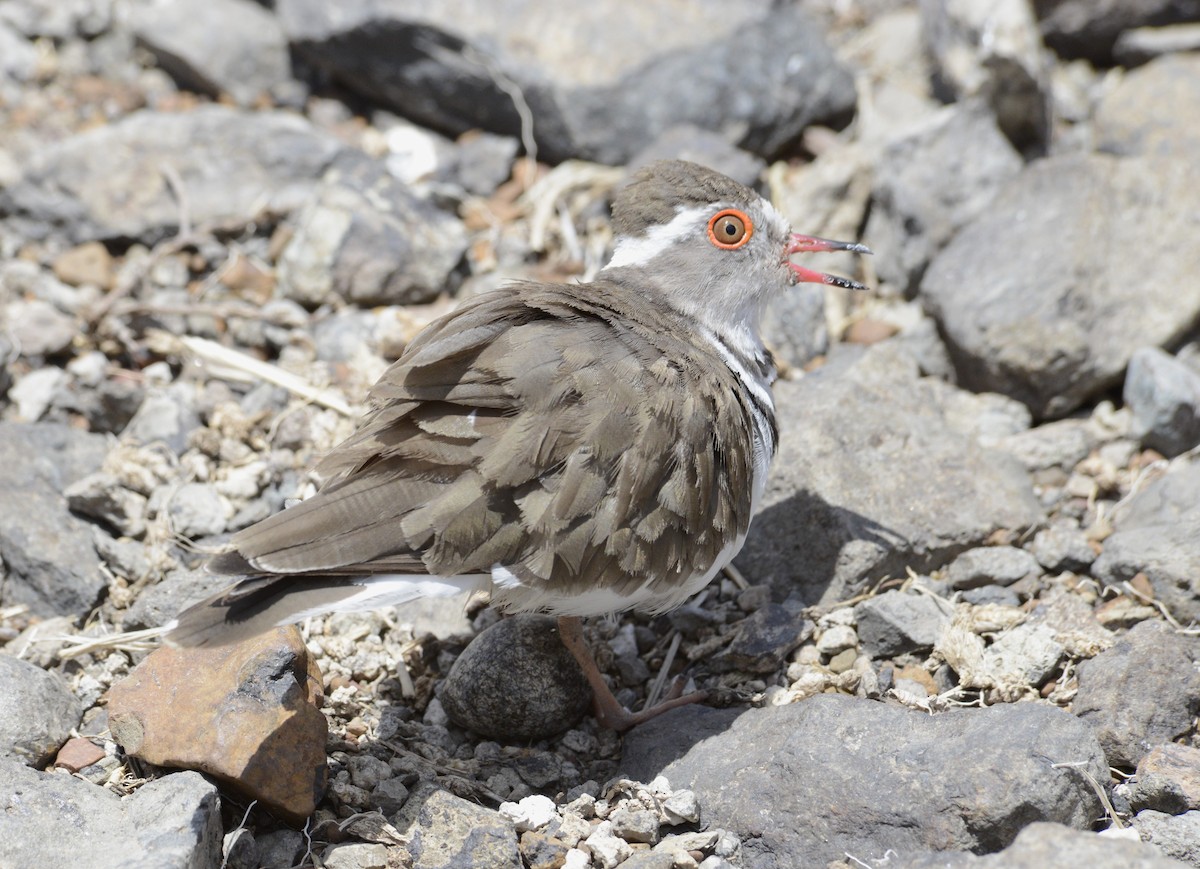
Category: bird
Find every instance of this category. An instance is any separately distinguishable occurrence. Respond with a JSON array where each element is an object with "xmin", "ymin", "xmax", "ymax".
[{"xmin": 167, "ymin": 159, "xmax": 870, "ymax": 731}]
